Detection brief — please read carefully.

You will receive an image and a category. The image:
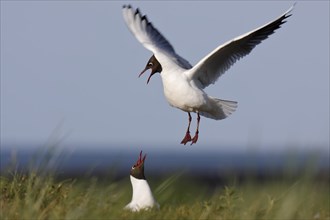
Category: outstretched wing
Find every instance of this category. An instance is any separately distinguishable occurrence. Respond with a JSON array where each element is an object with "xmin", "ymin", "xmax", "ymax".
[
  {"xmin": 122, "ymin": 5, "xmax": 192, "ymax": 69},
  {"xmin": 187, "ymin": 4, "xmax": 294, "ymax": 89}
]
